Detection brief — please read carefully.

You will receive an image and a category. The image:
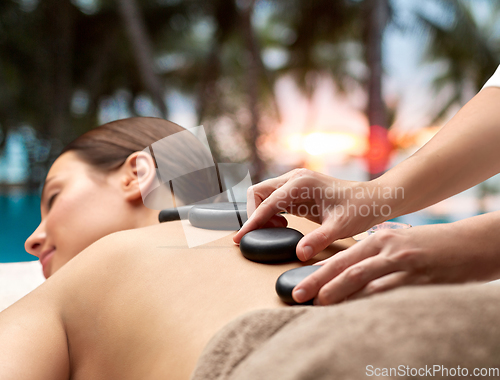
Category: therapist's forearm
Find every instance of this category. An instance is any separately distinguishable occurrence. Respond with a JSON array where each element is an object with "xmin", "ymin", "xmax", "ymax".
[
  {"xmin": 375, "ymin": 87, "xmax": 500, "ymax": 218},
  {"xmin": 443, "ymin": 209, "xmax": 500, "ymax": 282}
]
